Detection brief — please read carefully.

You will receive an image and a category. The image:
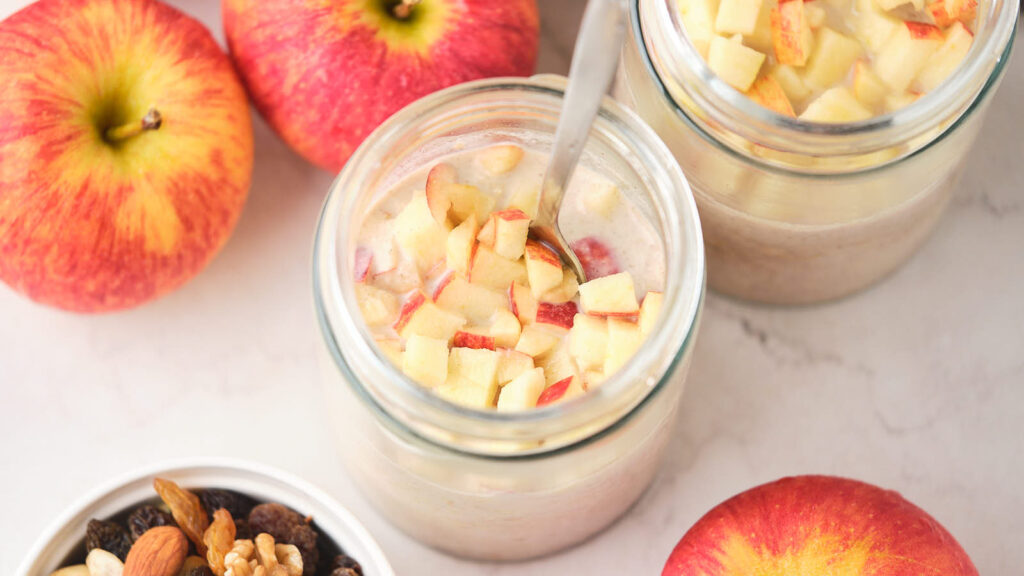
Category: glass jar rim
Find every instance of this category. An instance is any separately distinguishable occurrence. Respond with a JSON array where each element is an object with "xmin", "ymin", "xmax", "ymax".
[
  {"xmin": 313, "ymin": 76, "xmax": 705, "ymax": 457},
  {"xmin": 632, "ymin": 0, "xmax": 1019, "ymax": 171}
]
